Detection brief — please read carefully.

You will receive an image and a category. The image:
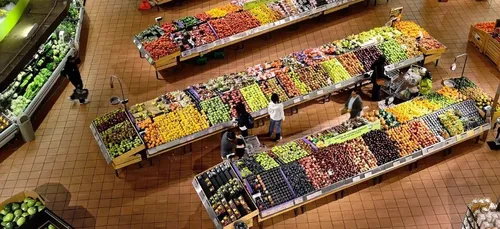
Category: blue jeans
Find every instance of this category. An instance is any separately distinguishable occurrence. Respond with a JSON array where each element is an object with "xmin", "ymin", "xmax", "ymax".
[{"xmin": 268, "ymin": 120, "xmax": 282, "ymax": 135}]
